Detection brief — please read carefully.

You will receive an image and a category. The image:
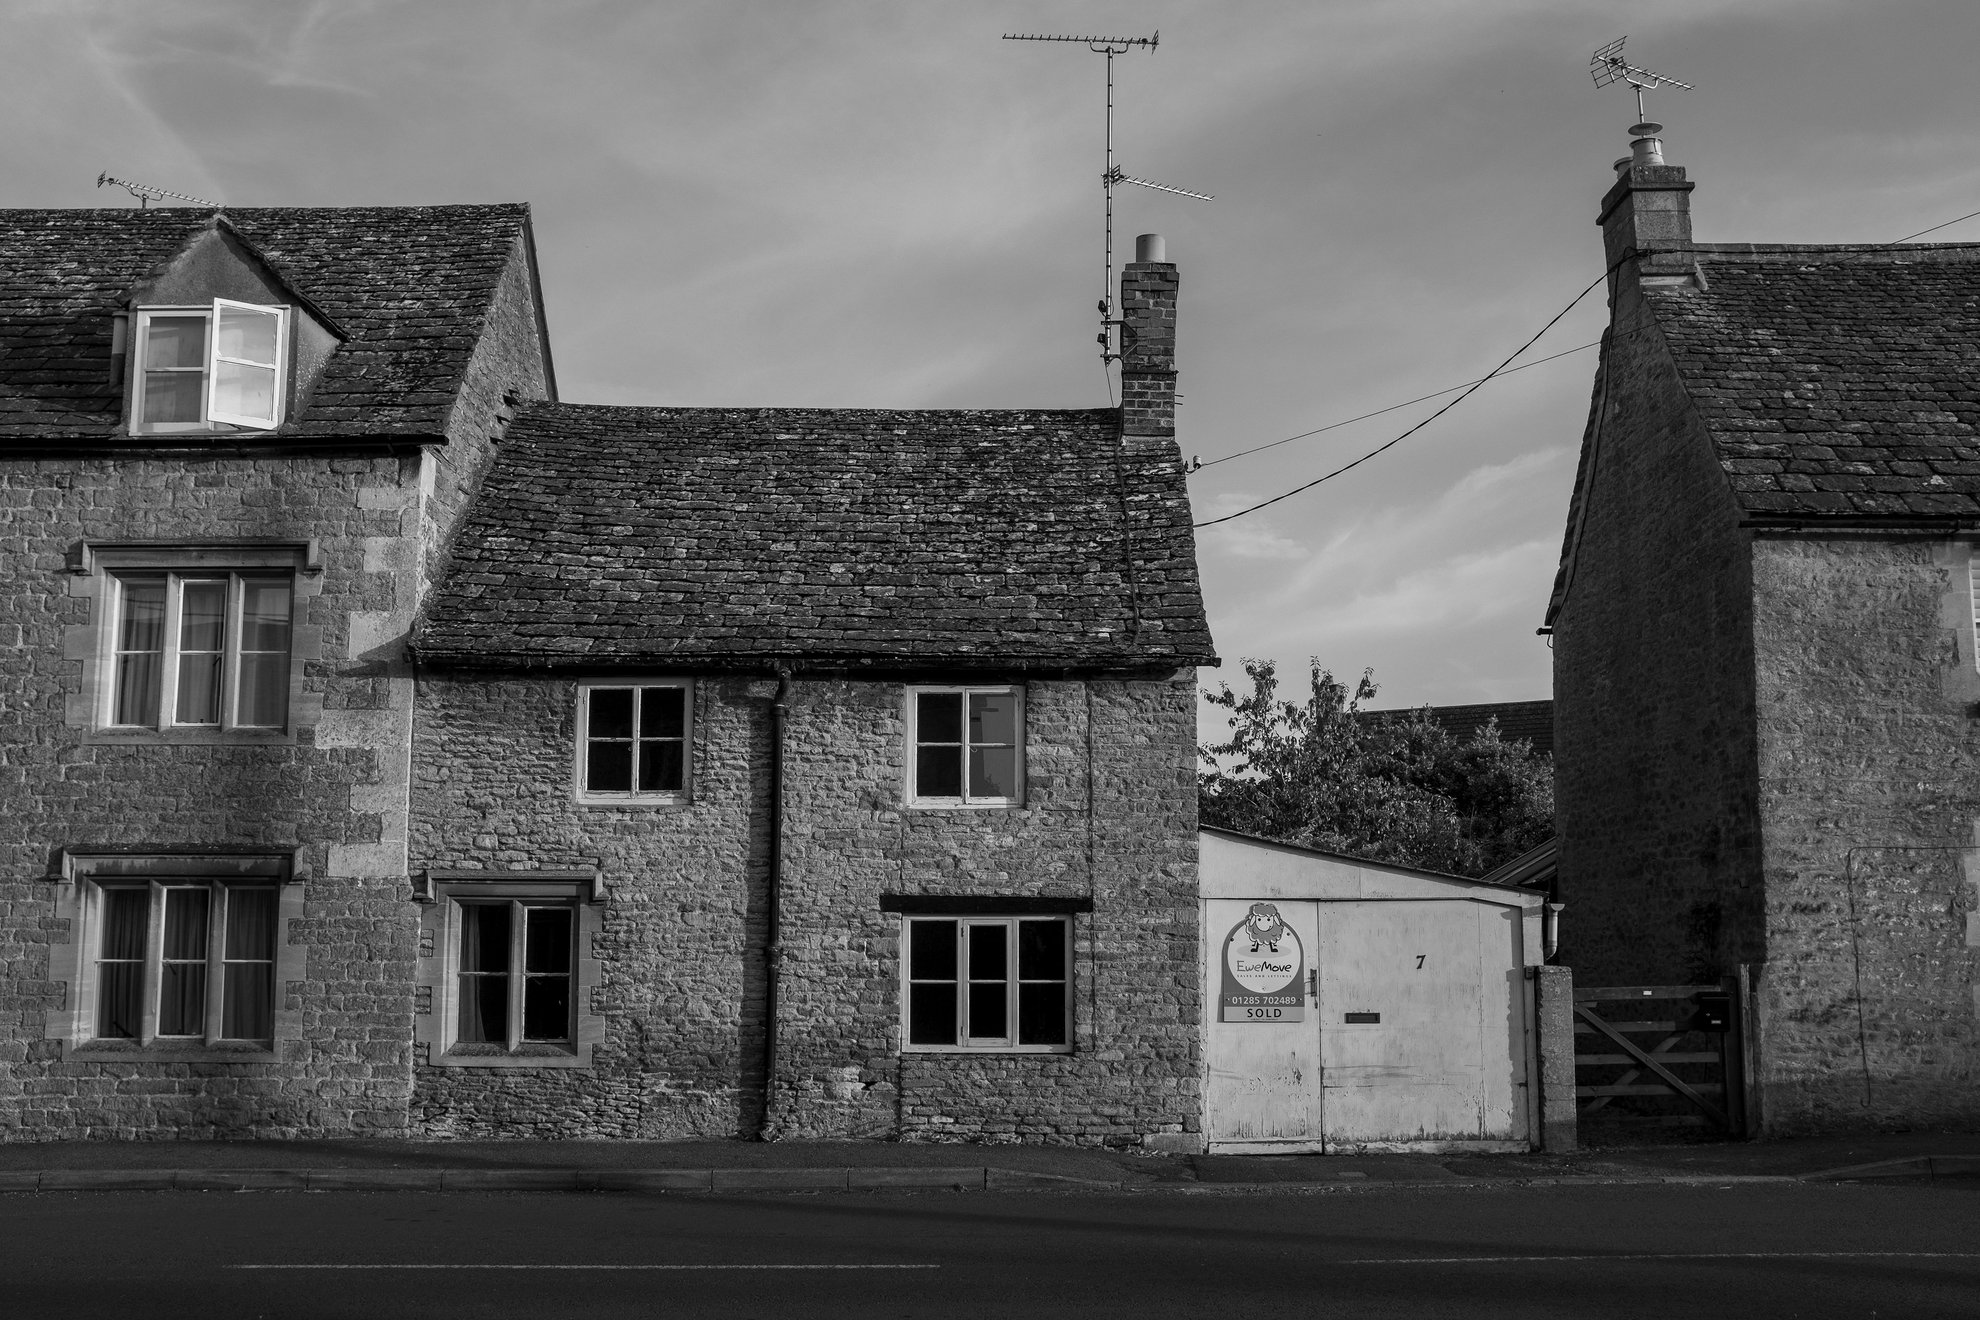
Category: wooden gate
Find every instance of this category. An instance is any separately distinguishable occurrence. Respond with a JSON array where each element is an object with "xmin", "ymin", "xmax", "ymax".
[{"xmin": 1573, "ymin": 981, "xmax": 1749, "ymax": 1135}]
